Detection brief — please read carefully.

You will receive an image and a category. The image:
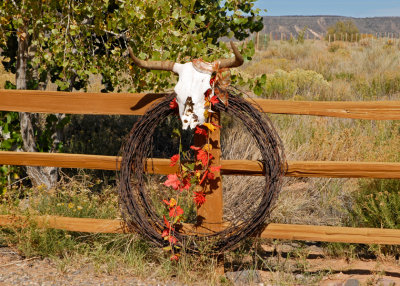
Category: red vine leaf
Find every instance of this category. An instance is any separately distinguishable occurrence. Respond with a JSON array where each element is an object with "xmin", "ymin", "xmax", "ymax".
[
  {"xmin": 195, "ymin": 126, "xmax": 208, "ymax": 136},
  {"xmin": 197, "ymin": 149, "xmax": 213, "ymax": 166},
  {"xmin": 169, "ymin": 98, "xmax": 178, "ymax": 109},
  {"xmin": 162, "ymin": 229, "xmax": 169, "ymax": 237},
  {"xmin": 164, "ymin": 174, "xmax": 181, "ymax": 190},
  {"xmin": 181, "ymin": 178, "xmax": 191, "ymax": 191},
  {"xmin": 168, "ymin": 235, "xmax": 178, "ymax": 244},
  {"xmin": 163, "ymin": 215, "xmax": 172, "ymax": 229},
  {"xmin": 207, "ymin": 172, "xmax": 215, "ymax": 180},
  {"xmin": 209, "ymin": 77, "xmax": 216, "ymax": 86},
  {"xmin": 210, "ymin": 95, "xmax": 219, "ymax": 105},
  {"xmin": 194, "ymin": 191, "xmax": 206, "ymax": 206},
  {"xmin": 170, "ymin": 254, "xmax": 180, "ymax": 261},
  {"xmin": 210, "ymin": 165, "xmax": 222, "ymax": 173},
  {"xmin": 169, "ymin": 205, "xmax": 184, "ymax": 217},
  {"xmin": 170, "ymin": 154, "xmax": 180, "ymax": 167}
]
